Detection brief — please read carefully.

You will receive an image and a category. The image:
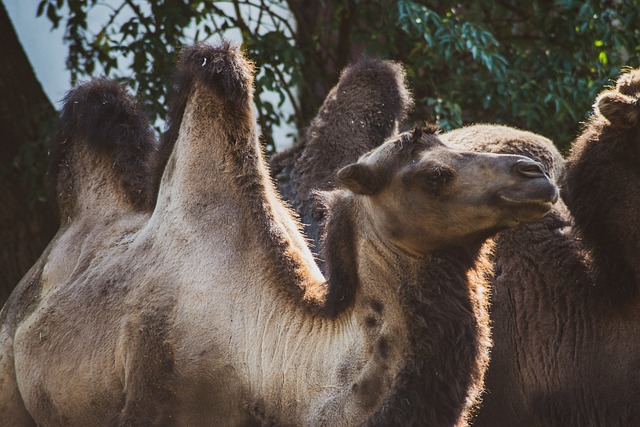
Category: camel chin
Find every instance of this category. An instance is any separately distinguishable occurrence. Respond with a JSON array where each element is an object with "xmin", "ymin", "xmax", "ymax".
[{"xmin": 497, "ymin": 185, "xmax": 559, "ymax": 224}]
